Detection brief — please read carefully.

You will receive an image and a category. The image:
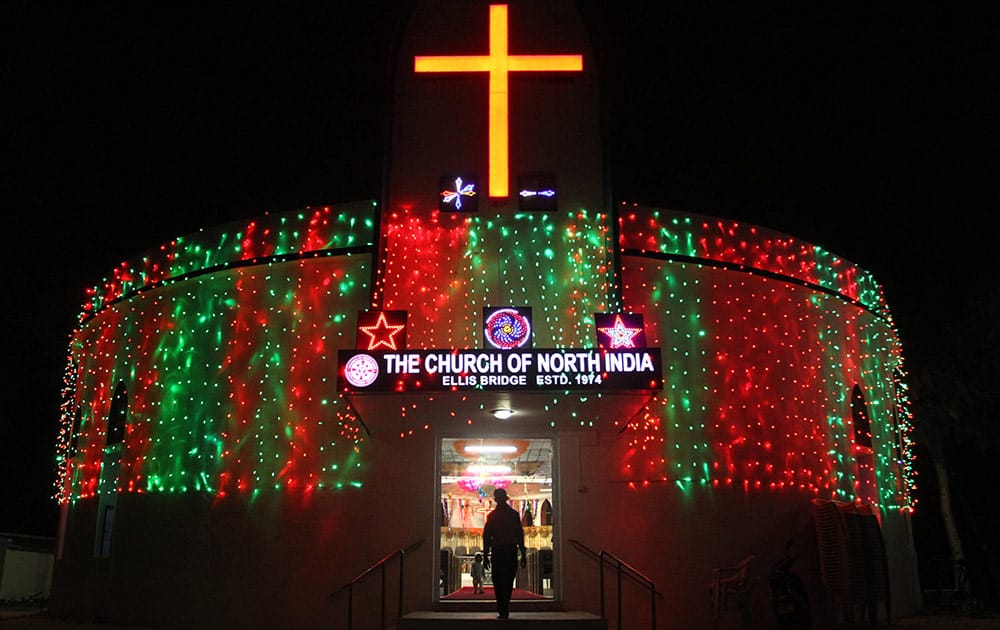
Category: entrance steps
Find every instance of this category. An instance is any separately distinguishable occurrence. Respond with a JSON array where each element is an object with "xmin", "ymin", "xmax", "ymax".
[{"xmin": 394, "ymin": 610, "xmax": 607, "ymax": 629}]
